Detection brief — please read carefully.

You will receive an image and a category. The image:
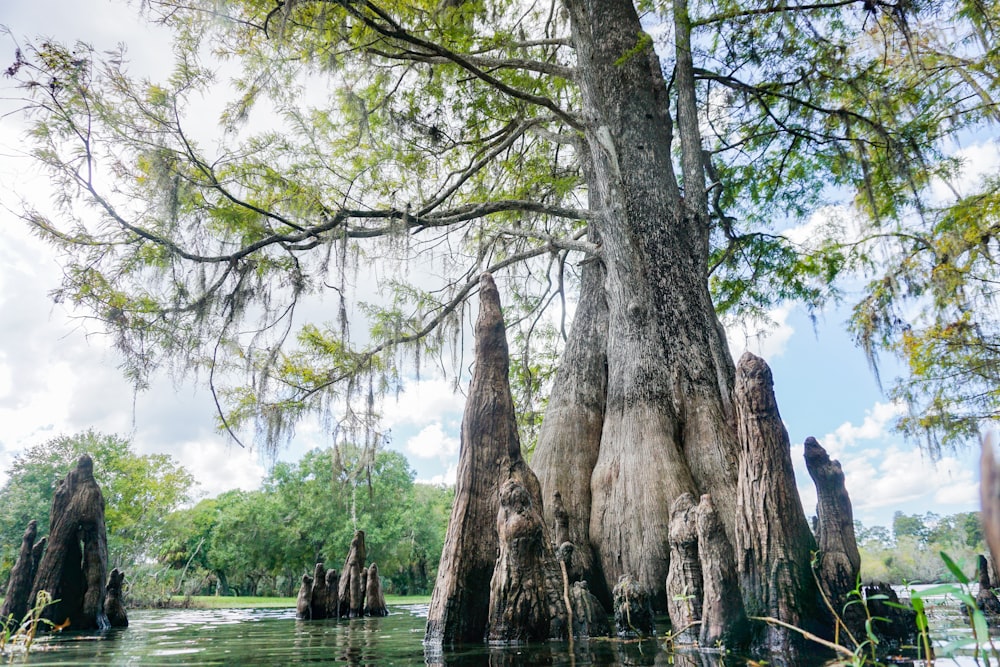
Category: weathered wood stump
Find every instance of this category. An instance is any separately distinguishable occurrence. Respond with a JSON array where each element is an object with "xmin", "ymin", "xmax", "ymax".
[
  {"xmin": 364, "ymin": 563, "xmax": 388, "ymax": 617},
  {"xmin": 338, "ymin": 530, "xmax": 367, "ymax": 618},
  {"xmin": 30, "ymin": 455, "xmax": 110, "ymax": 631},
  {"xmin": 569, "ymin": 580, "xmax": 610, "ymax": 638},
  {"xmin": 0, "ymin": 520, "xmax": 41, "ymax": 628},
  {"xmin": 976, "ymin": 554, "xmax": 1000, "ymax": 620},
  {"xmin": 551, "ymin": 491, "xmax": 571, "ymax": 549},
  {"xmin": 425, "ymin": 273, "xmax": 550, "ymax": 645},
  {"xmin": 487, "ymin": 478, "xmax": 552, "ymax": 642},
  {"xmin": 804, "ymin": 436, "xmax": 861, "ymax": 608},
  {"xmin": 864, "ymin": 582, "xmax": 918, "ymax": 651},
  {"xmin": 733, "ymin": 352, "xmax": 818, "ymax": 656},
  {"xmin": 105, "ymin": 568, "xmax": 128, "ymax": 628},
  {"xmin": 310, "ymin": 562, "xmax": 328, "ymax": 620},
  {"xmin": 325, "ymin": 568, "xmax": 340, "ymax": 619},
  {"xmin": 696, "ymin": 494, "xmax": 747, "ymax": 649},
  {"xmin": 665, "ymin": 493, "xmax": 702, "ymax": 644},
  {"xmin": 983, "ymin": 433, "xmax": 1000, "ymax": 575},
  {"xmin": 296, "ymin": 573, "xmax": 314, "ymax": 620},
  {"xmin": 612, "ymin": 574, "xmax": 654, "ymax": 638}
]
